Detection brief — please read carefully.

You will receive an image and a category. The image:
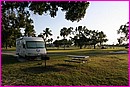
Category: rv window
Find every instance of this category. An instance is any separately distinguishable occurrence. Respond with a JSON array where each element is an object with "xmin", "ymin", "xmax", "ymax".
[{"xmin": 26, "ymin": 41, "xmax": 45, "ymax": 49}]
